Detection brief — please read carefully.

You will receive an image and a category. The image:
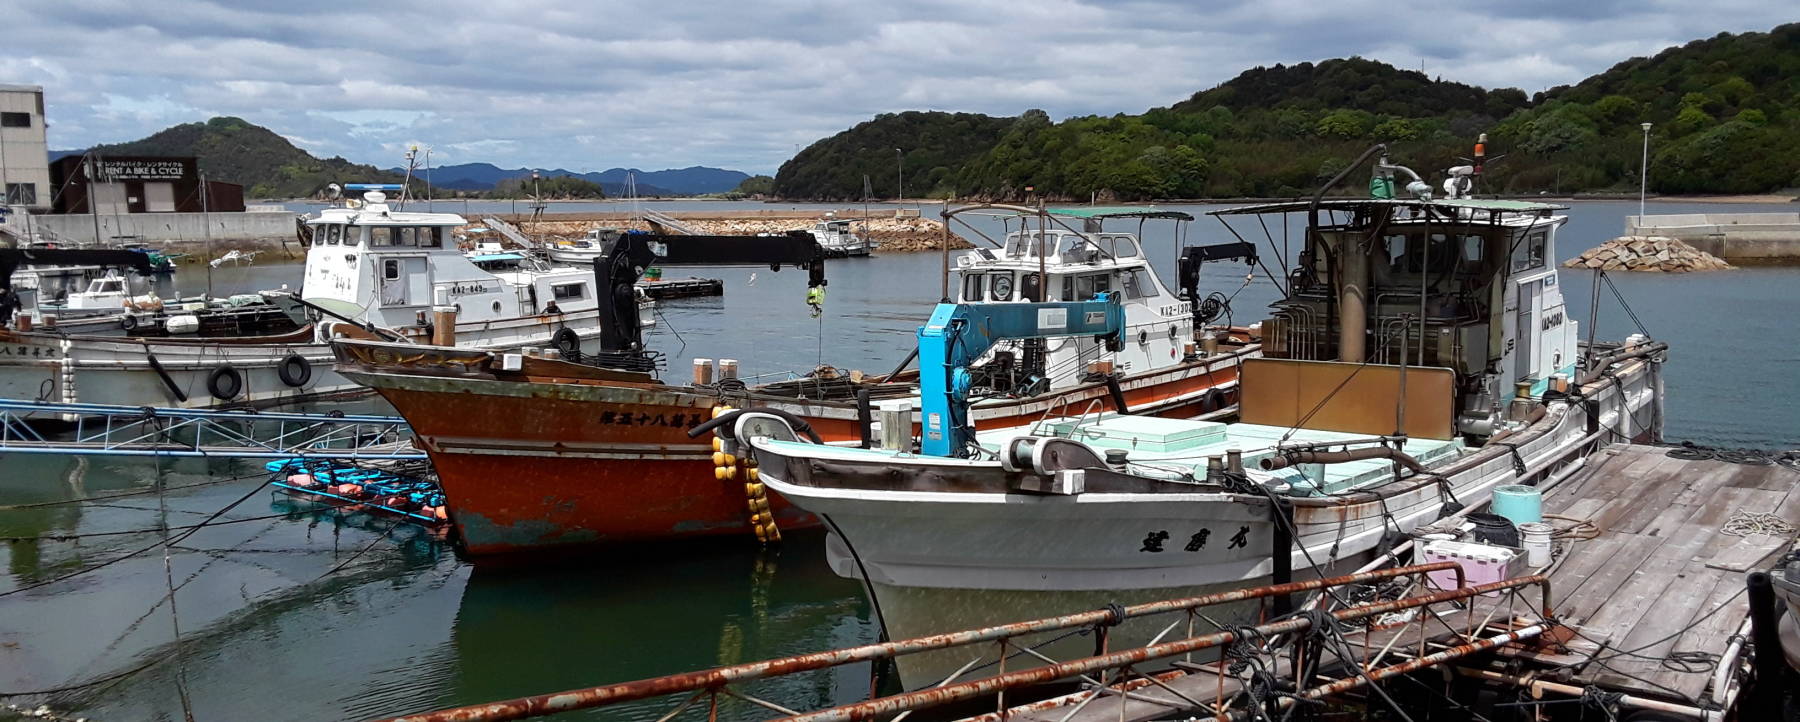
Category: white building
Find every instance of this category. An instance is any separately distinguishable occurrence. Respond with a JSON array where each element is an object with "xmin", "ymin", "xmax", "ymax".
[{"xmin": 0, "ymin": 84, "xmax": 49, "ymax": 210}]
